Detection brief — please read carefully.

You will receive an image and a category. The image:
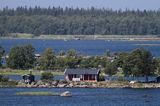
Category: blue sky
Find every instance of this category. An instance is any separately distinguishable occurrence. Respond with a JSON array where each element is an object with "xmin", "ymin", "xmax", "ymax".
[{"xmin": 0, "ymin": 0, "xmax": 159, "ymax": 10}]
